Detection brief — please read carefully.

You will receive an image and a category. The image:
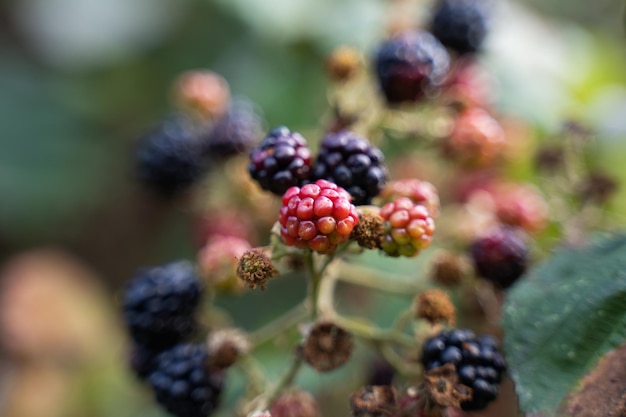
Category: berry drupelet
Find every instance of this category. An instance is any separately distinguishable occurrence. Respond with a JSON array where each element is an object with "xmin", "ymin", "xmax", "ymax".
[
  {"xmin": 431, "ymin": 0, "xmax": 489, "ymax": 55},
  {"xmin": 374, "ymin": 31, "xmax": 450, "ymax": 104},
  {"xmin": 249, "ymin": 126, "xmax": 312, "ymax": 196},
  {"xmin": 313, "ymin": 130, "xmax": 388, "ymax": 205},
  {"xmin": 136, "ymin": 116, "xmax": 208, "ymax": 197},
  {"xmin": 279, "ymin": 180, "xmax": 359, "ymax": 254},
  {"xmin": 148, "ymin": 343, "xmax": 224, "ymax": 417},
  {"xmin": 123, "ymin": 261, "xmax": 202, "ymax": 350},
  {"xmin": 421, "ymin": 329, "xmax": 506, "ymax": 411},
  {"xmin": 204, "ymin": 98, "xmax": 263, "ymax": 158},
  {"xmin": 470, "ymin": 226, "xmax": 528, "ymax": 289}
]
